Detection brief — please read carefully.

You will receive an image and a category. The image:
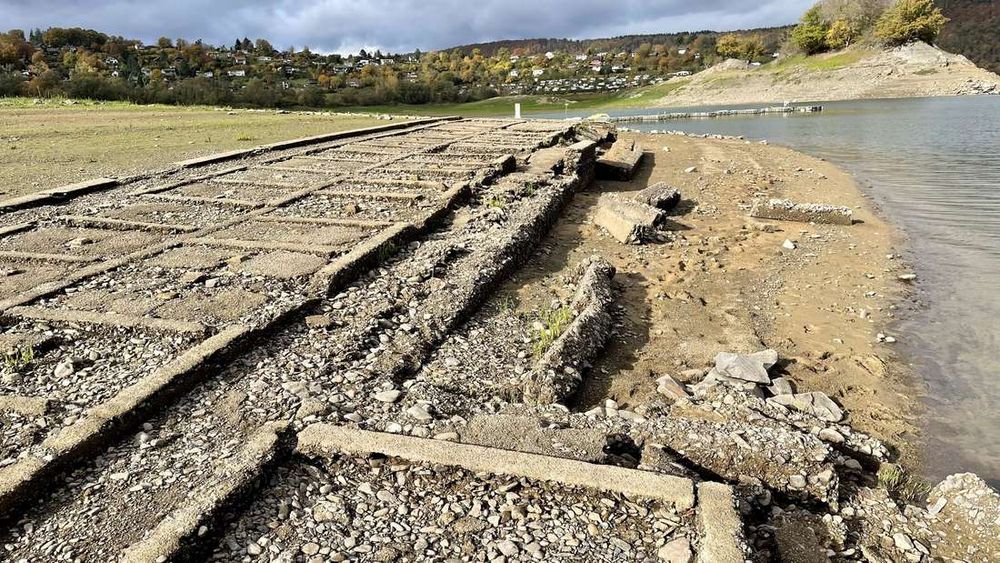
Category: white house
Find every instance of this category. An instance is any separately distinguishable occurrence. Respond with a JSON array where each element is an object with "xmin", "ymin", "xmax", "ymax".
[
  {"xmin": 544, "ymin": 51, "xmax": 555, "ymax": 60},
  {"xmin": 227, "ymin": 69, "xmax": 246, "ymax": 77},
  {"xmin": 532, "ymin": 68, "xmax": 544, "ymax": 77}
]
